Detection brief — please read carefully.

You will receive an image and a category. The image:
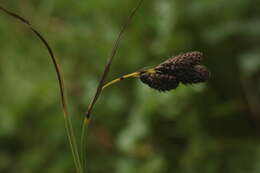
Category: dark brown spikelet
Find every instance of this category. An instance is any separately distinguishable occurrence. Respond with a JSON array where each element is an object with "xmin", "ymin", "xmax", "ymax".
[
  {"xmin": 138, "ymin": 51, "xmax": 209, "ymax": 91},
  {"xmin": 155, "ymin": 51, "xmax": 203, "ymax": 74},
  {"xmin": 139, "ymin": 72, "xmax": 179, "ymax": 91},
  {"xmin": 176, "ymin": 65, "xmax": 210, "ymax": 84}
]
